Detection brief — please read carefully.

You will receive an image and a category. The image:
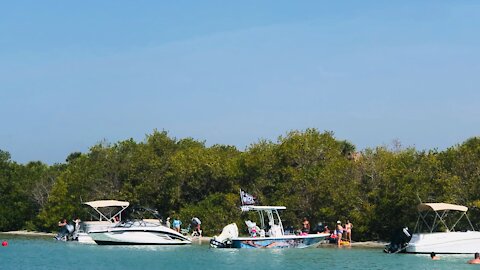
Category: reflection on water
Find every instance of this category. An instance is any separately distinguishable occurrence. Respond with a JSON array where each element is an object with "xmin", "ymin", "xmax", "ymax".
[{"xmin": 0, "ymin": 236, "xmax": 475, "ymax": 270}]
